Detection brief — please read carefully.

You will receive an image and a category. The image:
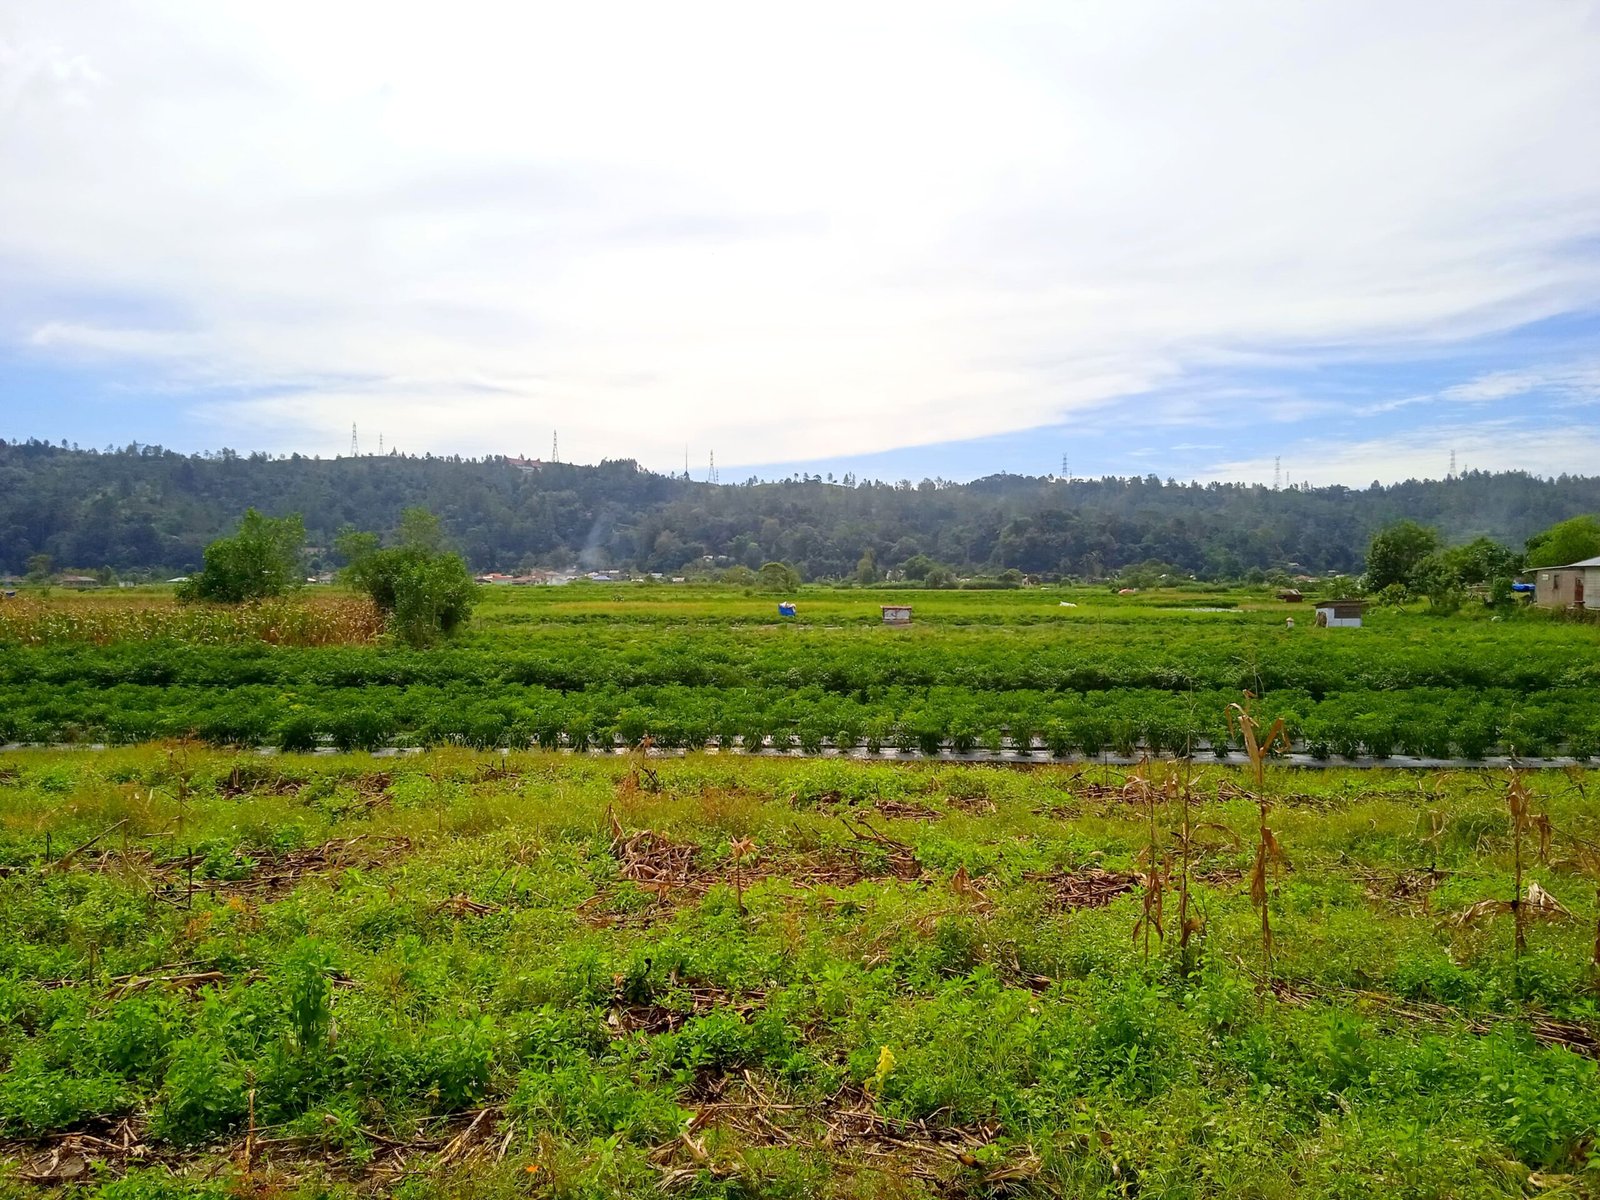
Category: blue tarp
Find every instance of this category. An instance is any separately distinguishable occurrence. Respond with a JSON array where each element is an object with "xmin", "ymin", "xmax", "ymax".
[
  {"xmin": 778, "ymin": 602, "xmax": 797, "ymax": 616},
  {"xmin": 1512, "ymin": 583, "xmax": 1536, "ymax": 593}
]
